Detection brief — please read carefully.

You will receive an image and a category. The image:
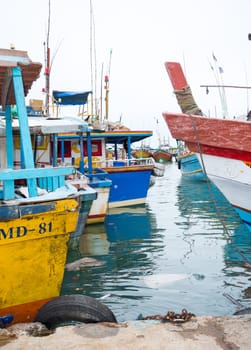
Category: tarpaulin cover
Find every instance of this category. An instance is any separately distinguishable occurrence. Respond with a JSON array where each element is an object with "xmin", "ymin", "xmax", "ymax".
[{"xmin": 52, "ymin": 90, "xmax": 92, "ymax": 105}]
